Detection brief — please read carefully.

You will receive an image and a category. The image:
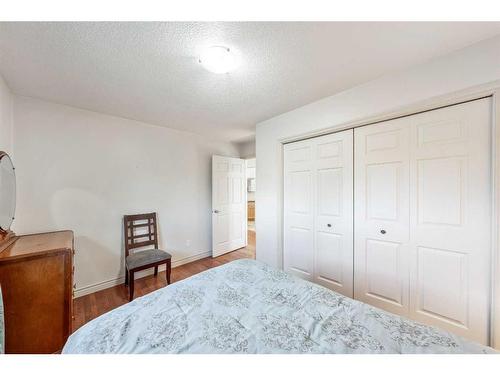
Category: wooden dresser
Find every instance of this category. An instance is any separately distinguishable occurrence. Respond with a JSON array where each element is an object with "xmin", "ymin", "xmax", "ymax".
[{"xmin": 0, "ymin": 230, "xmax": 74, "ymax": 353}]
